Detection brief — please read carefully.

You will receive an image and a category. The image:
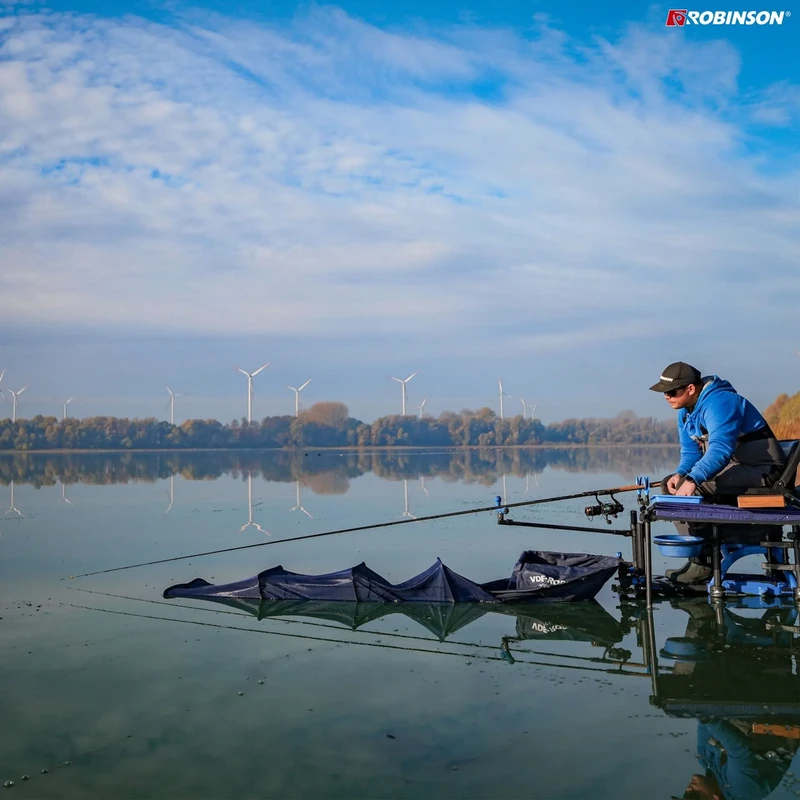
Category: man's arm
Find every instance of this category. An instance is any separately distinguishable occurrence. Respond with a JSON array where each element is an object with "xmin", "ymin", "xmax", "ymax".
[
  {"xmin": 685, "ymin": 394, "xmax": 743, "ymax": 484},
  {"xmin": 676, "ymin": 411, "xmax": 703, "ymax": 477}
]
